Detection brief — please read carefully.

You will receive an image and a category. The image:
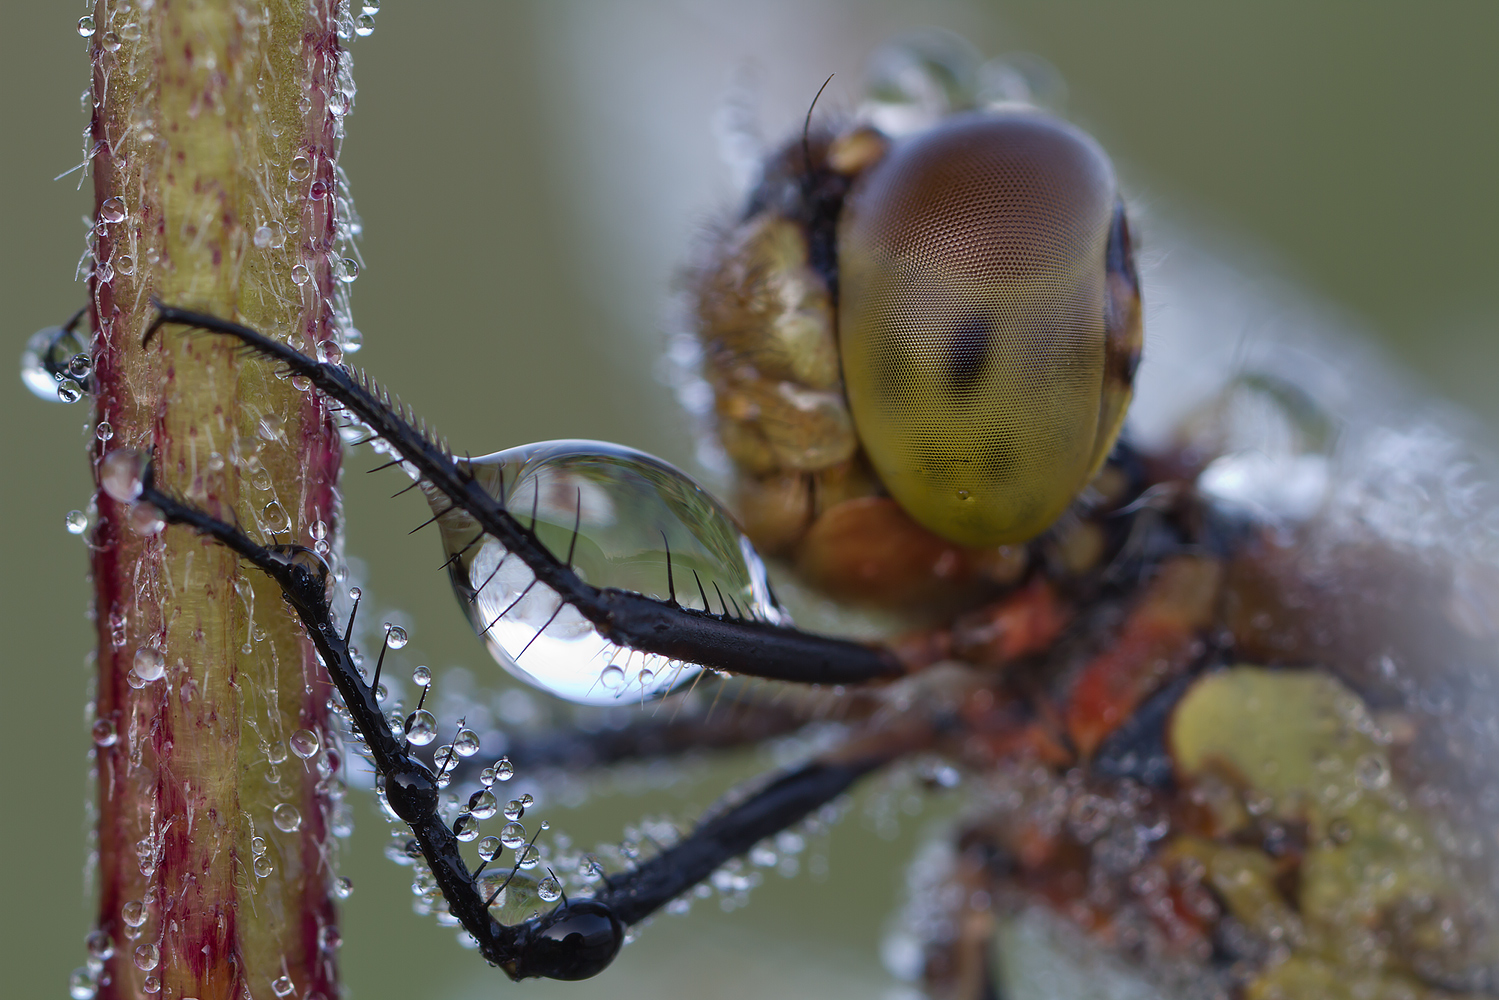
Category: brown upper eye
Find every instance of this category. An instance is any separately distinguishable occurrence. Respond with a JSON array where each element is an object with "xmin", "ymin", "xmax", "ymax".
[{"xmin": 836, "ymin": 111, "xmax": 1133, "ymax": 547}]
